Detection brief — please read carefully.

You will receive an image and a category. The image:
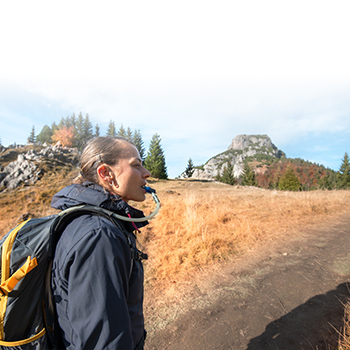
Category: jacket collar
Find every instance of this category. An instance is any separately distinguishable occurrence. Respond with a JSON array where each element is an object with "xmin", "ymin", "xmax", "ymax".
[{"xmin": 51, "ymin": 182, "xmax": 148, "ymax": 230}]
